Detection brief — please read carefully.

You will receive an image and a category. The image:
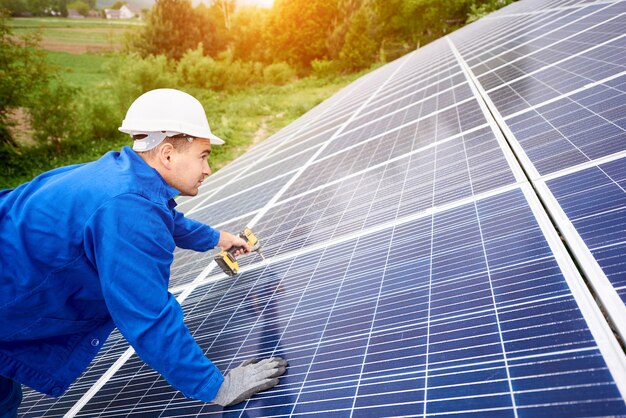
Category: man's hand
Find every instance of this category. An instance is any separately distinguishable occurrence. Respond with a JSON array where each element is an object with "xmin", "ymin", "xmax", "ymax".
[
  {"xmin": 217, "ymin": 231, "xmax": 252, "ymax": 257},
  {"xmin": 213, "ymin": 357, "xmax": 288, "ymax": 407}
]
